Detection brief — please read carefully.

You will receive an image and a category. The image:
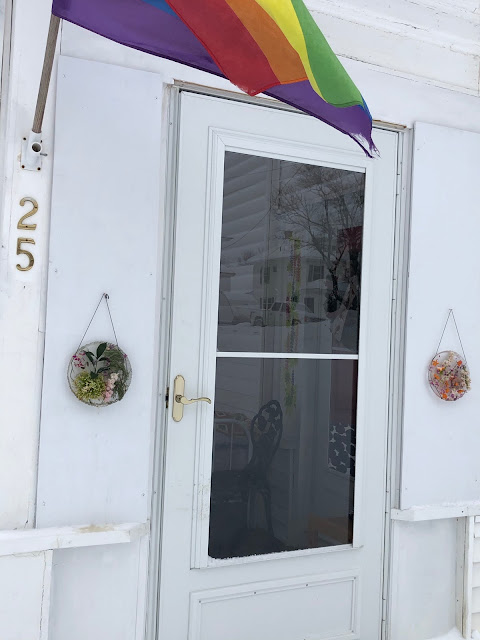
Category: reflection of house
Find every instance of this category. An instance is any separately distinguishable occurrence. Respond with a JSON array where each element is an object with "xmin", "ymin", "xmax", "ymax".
[
  {"xmin": 219, "ymin": 271, "xmax": 235, "ymax": 293},
  {"xmin": 251, "ymin": 247, "xmax": 329, "ymax": 319}
]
